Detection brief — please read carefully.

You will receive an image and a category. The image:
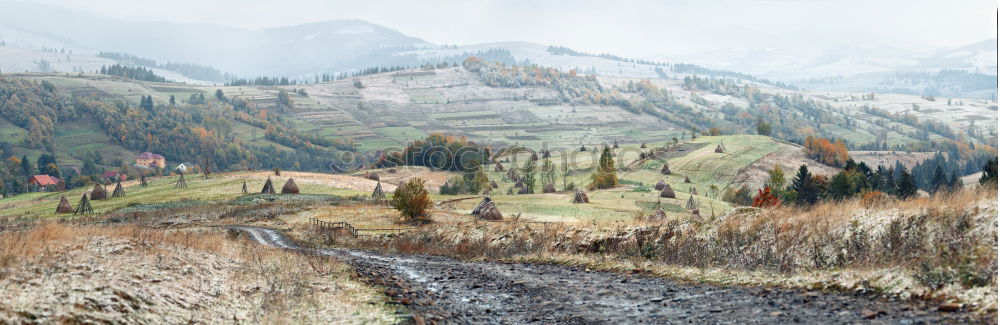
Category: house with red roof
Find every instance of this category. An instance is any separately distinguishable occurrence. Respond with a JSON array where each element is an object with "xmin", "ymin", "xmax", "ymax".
[
  {"xmin": 136, "ymin": 152, "xmax": 166, "ymax": 169},
  {"xmin": 27, "ymin": 175, "xmax": 60, "ymax": 192}
]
